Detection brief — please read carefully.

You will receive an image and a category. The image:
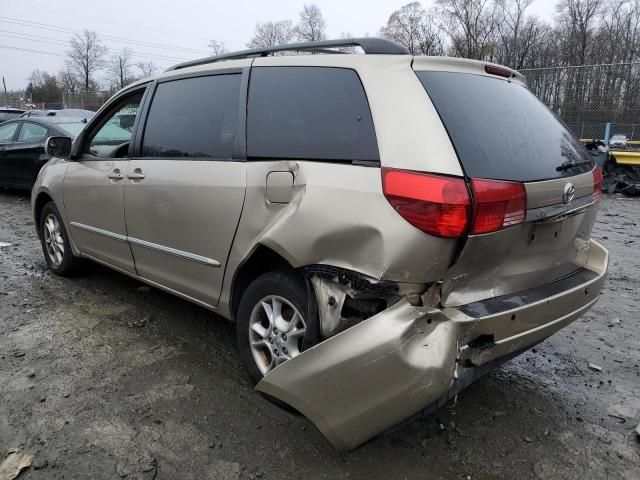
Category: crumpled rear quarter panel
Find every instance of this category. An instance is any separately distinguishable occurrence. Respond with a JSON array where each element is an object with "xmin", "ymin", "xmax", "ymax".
[
  {"xmin": 257, "ymin": 300, "xmax": 459, "ymax": 451},
  {"xmin": 218, "ymin": 161, "xmax": 459, "ymax": 316},
  {"xmin": 257, "ymin": 241, "xmax": 608, "ymax": 451}
]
